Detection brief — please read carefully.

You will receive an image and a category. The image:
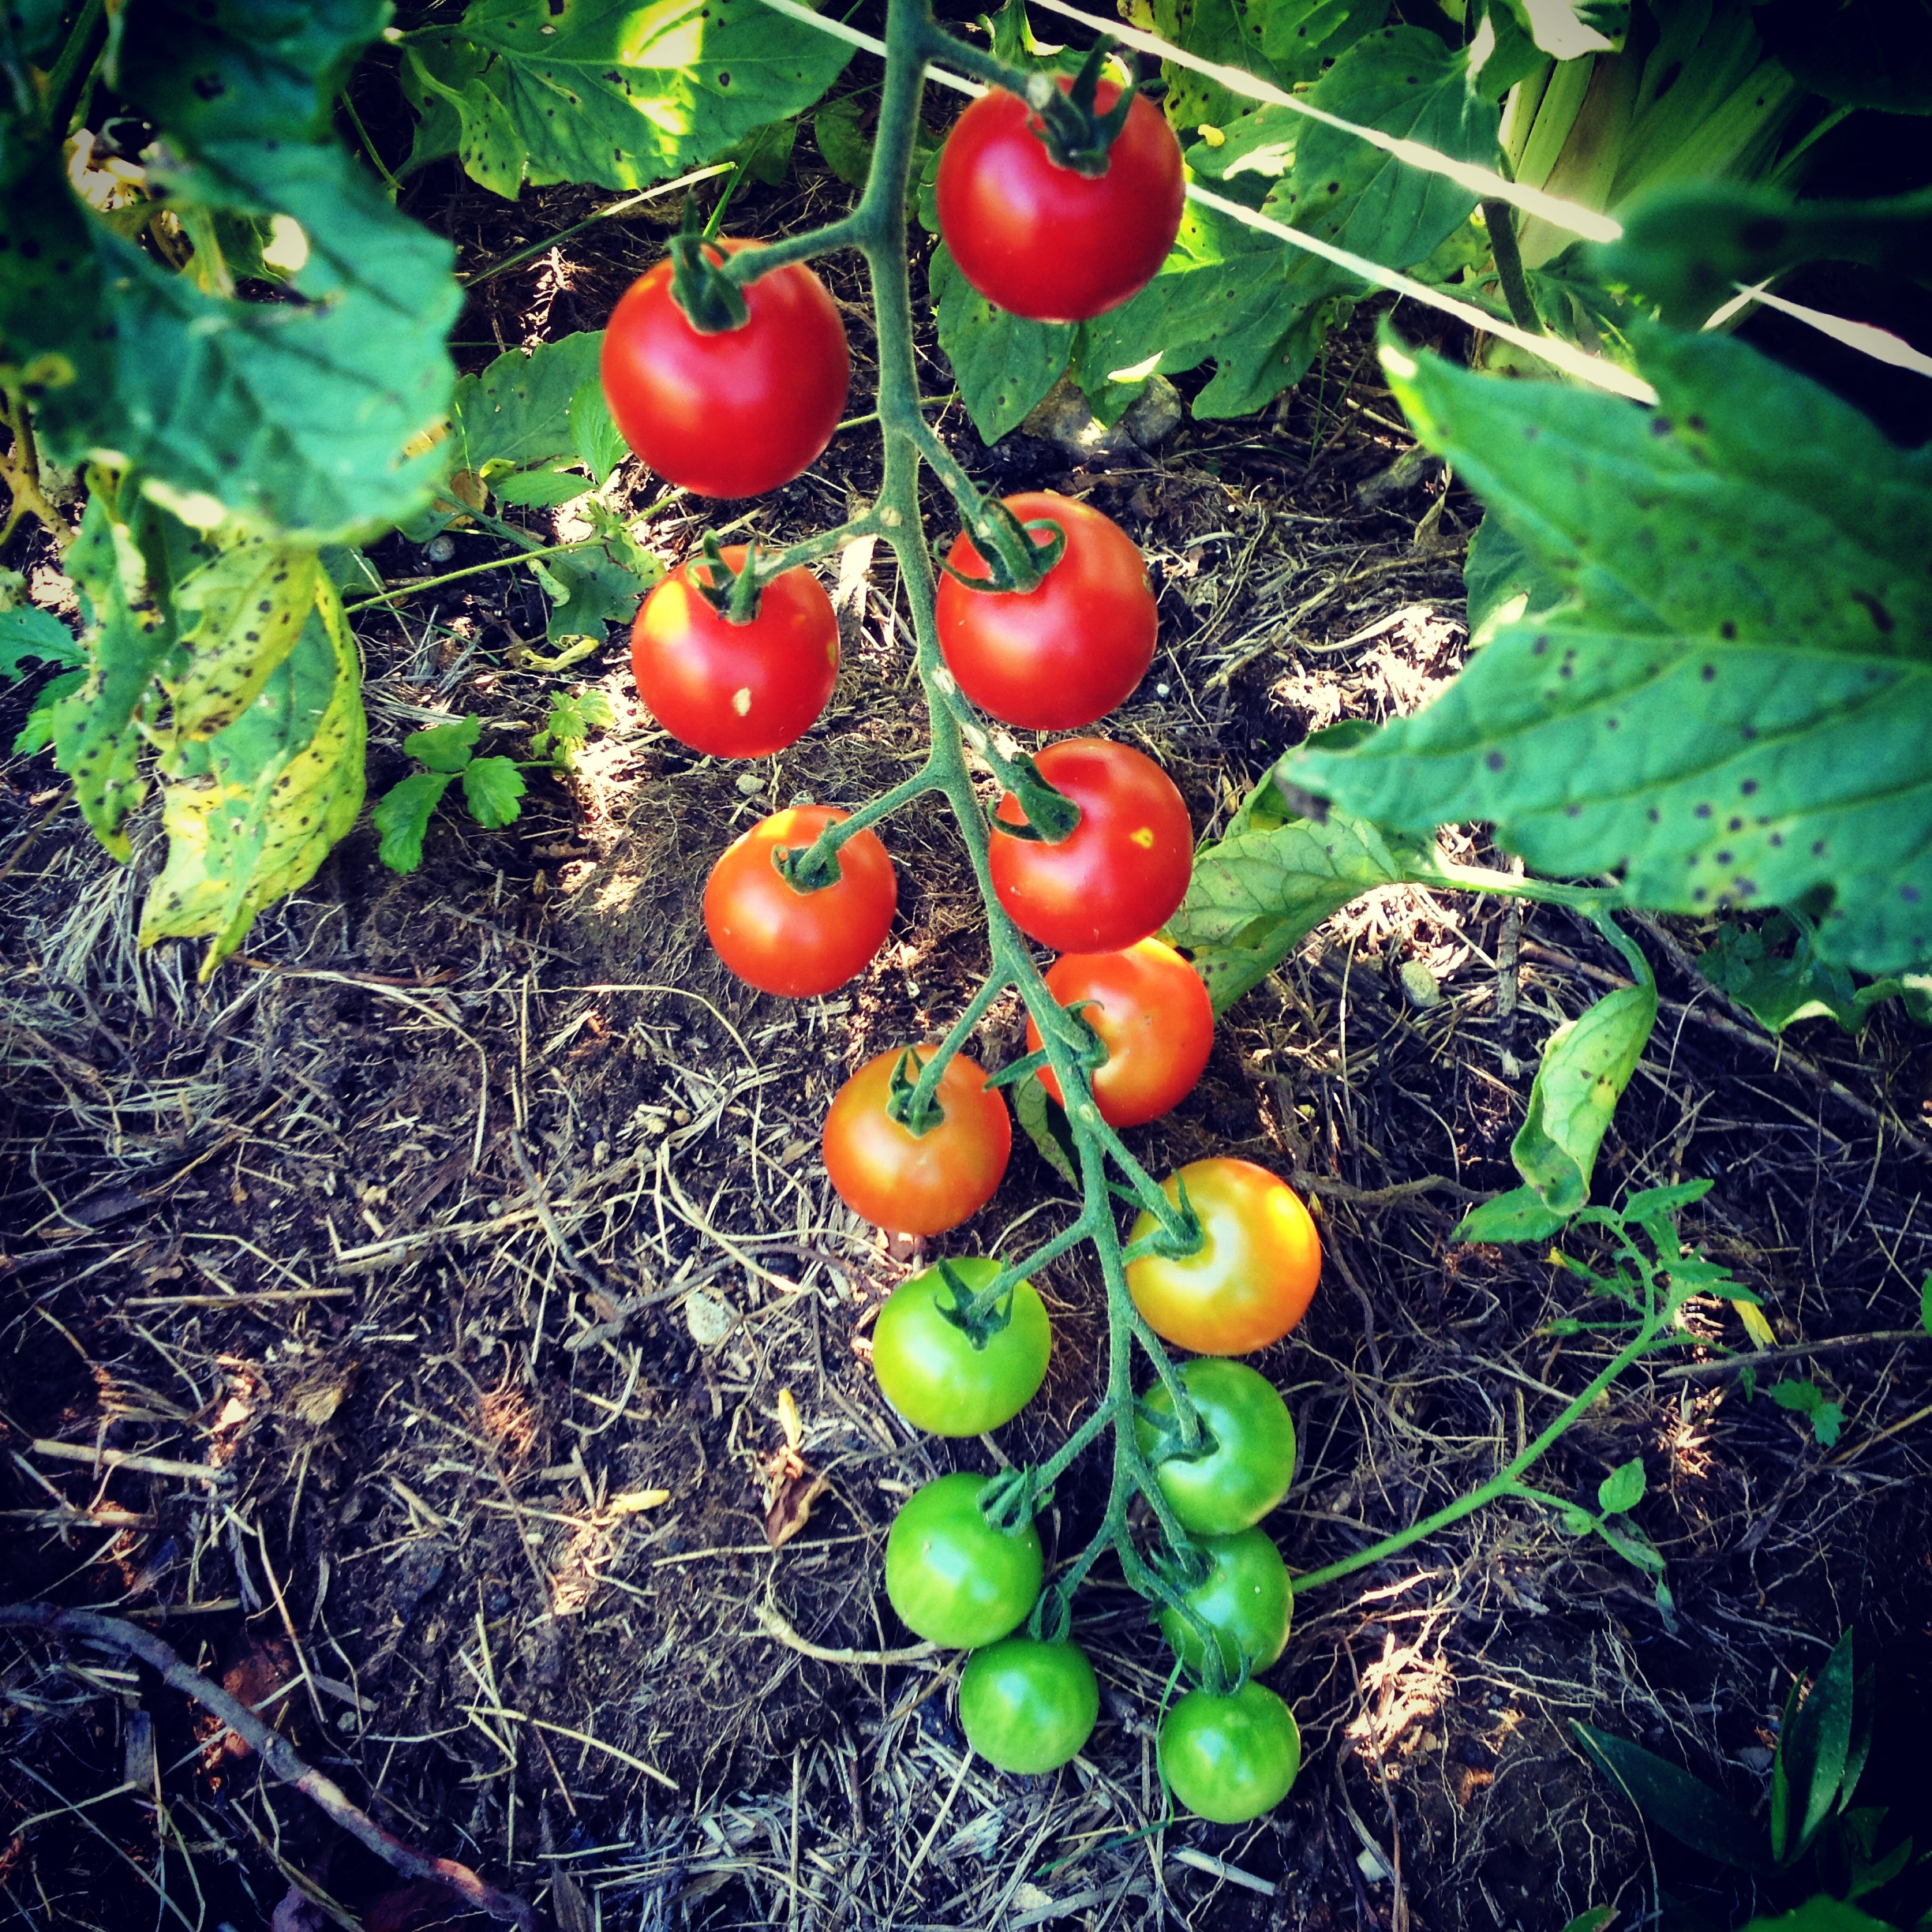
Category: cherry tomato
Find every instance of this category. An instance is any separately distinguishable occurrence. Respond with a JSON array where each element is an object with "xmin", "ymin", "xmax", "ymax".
[
  {"xmin": 822, "ymin": 1047, "xmax": 1012, "ymax": 1237},
  {"xmin": 1157, "ymin": 1528, "xmax": 1293, "ymax": 1680},
  {"xmin": 959, "ymin": 1637, "xmax": 1099, "ymax": 1773},
  {"xmin": 873, "ymin": 1258, "xmax": 1050, "ymax": 1437},
  {"xmin": 600, "ymin": 238, "xmax": 849, "ymax": 498},
  {"xmin": 936, "ymin": 80, "xmax": 1185, "ymax": 324},
  {"xmin": 1128, "ymin": 1159, "xmax": 1320, "ymax": 1356},
  {"xmin": 631, "ymin": 549, "xmax": 837, "ymax": 758},
  {"xmin": 703, "ymin": 806, "xmax": 893, "ymax": 998},
  {"xmin": 1027, "ymin": 938, "xmax": 1212, "ymax": 1129},
  {"xmin": 935, "ymin": 493, "xmax": 1156, "ymax": 730},
  {"xmin": 886, "ymin": 1472, "xmax": 1042, "ymax": 1648},
  {"xmin": 989, "ymin": 738, "xmax": 1192, "ymax": 954},
  {"xmin": 1159, "ymin": 1683, "xmax": 1302, "ymax": 1824},
  {"xmin": 1136, "ymin": 1360, "xmax": 1297, "ymax": 1536}
]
